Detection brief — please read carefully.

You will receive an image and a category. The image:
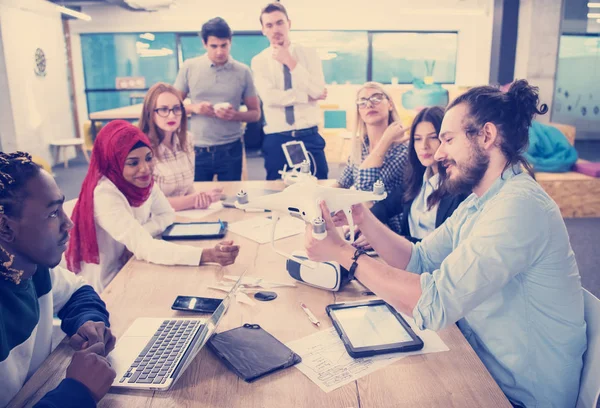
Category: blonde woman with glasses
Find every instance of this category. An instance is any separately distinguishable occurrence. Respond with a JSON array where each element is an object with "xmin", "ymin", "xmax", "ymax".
[{"xmin": 337, "ymin": 82, "xmax": 409, "ymax": 198}]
